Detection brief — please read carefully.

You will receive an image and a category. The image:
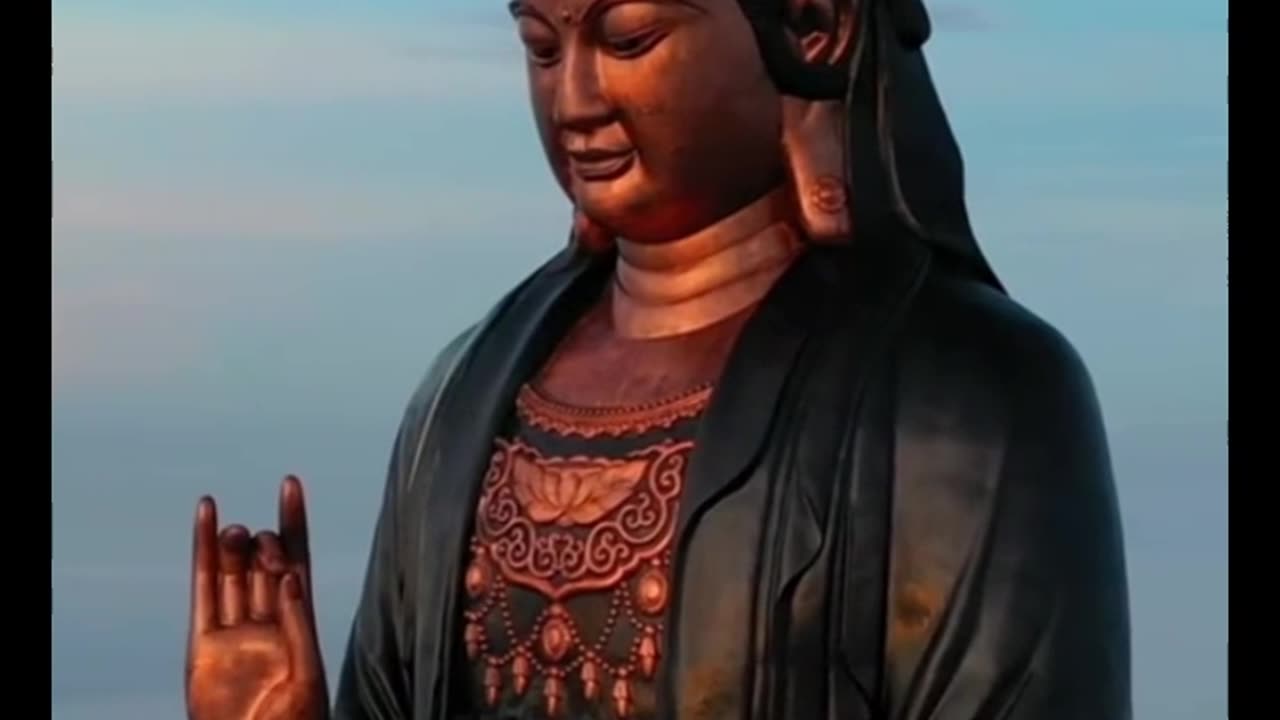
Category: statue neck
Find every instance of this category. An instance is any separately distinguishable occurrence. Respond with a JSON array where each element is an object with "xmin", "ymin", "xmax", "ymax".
[{"xmin": 611, "ymin": 188, "xmax": 802, "ymax": 339}]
